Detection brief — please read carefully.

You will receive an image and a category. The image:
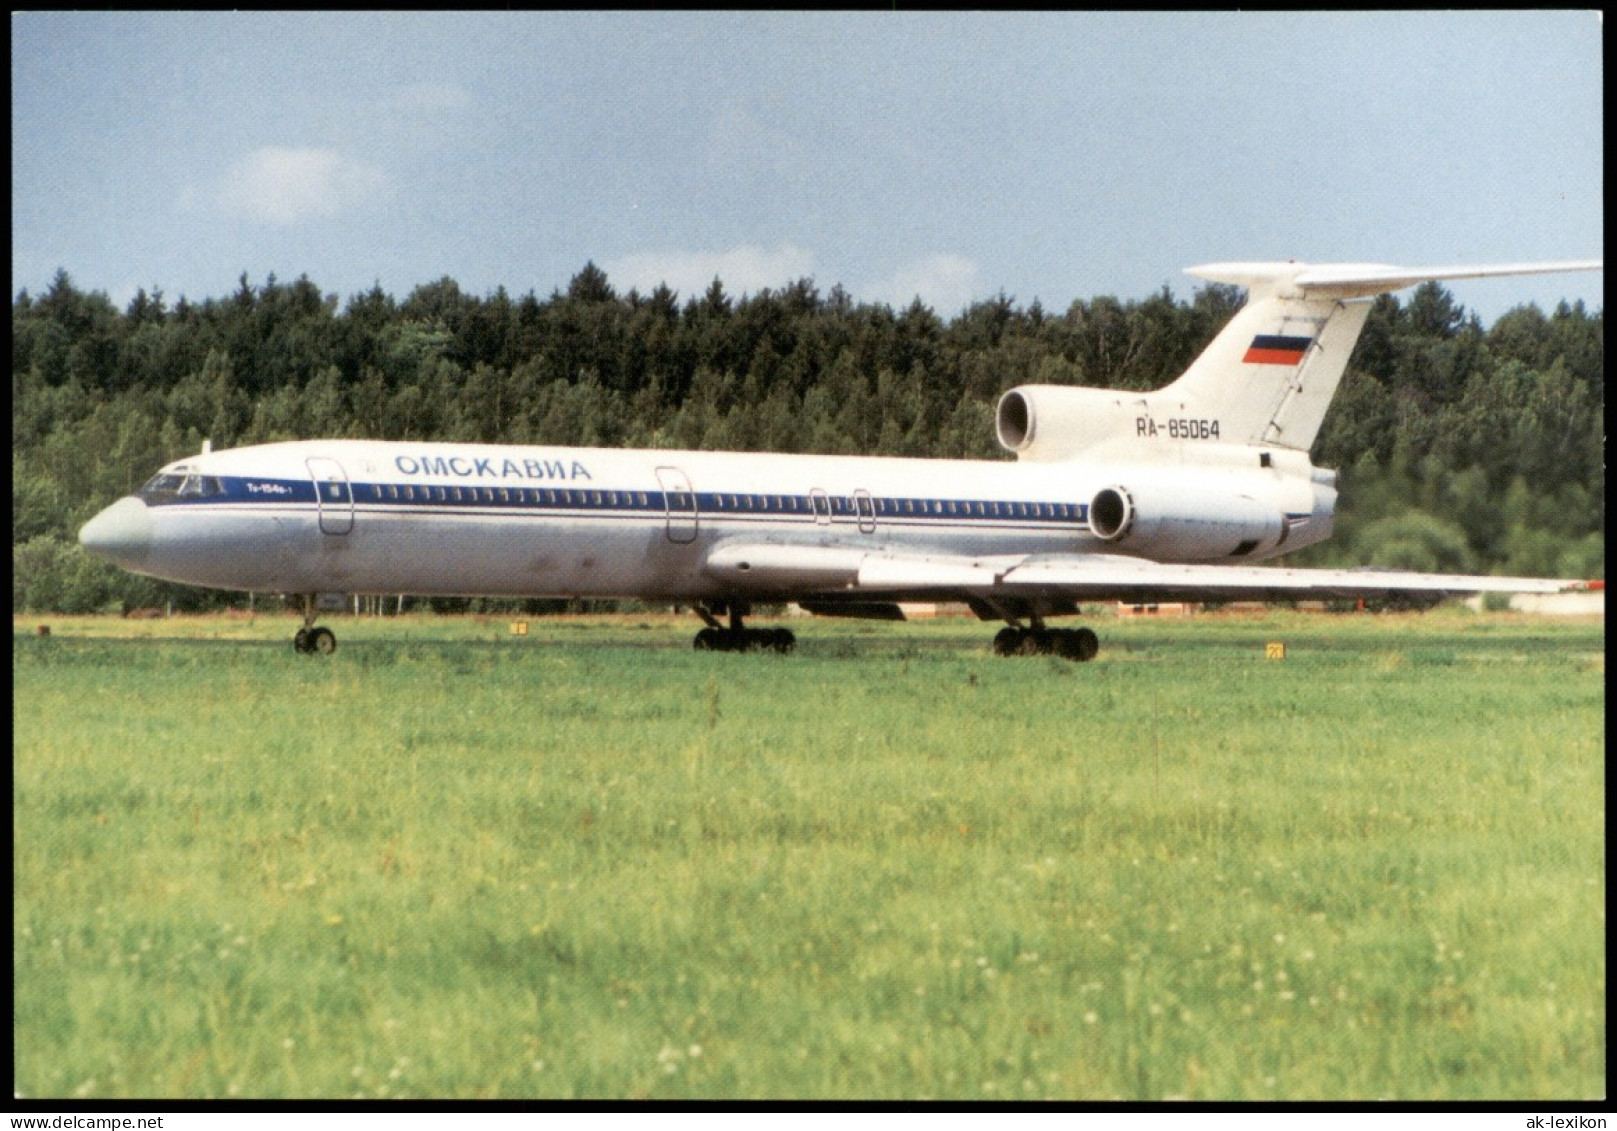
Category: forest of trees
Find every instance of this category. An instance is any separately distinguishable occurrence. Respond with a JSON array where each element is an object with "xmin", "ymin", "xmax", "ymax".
[{"xmin": 12, "ymin": 263, "xmax": 1604, "ymax": 613}]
